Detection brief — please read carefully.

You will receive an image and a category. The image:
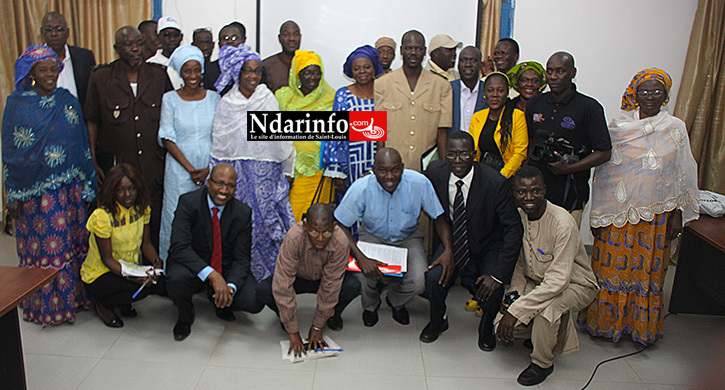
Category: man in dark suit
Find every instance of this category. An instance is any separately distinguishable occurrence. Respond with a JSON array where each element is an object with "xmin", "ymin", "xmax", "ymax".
[
  {"xmin": 84, "ymin": 26, "xmax": 172, "ymax": 250},
  {"xmin": 166, "ymin": 163, "xmax": 263, "ymax": 340},
  {"xmin": 41, "ymin": 12, "xmax": 96, "ymax": 108},
  {"xmin": 422, "ymin": 131, "xmax": 522, "ymax": 350},
  {"xmin": 450, "ymin": 46, "xmax": 487, "ymax": 134}
]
